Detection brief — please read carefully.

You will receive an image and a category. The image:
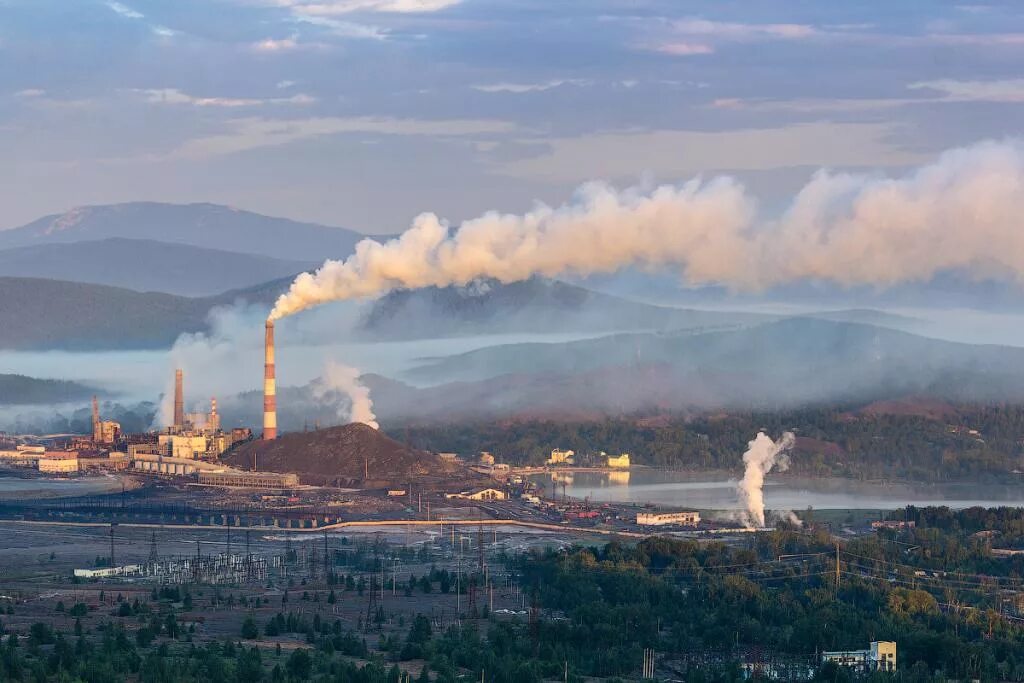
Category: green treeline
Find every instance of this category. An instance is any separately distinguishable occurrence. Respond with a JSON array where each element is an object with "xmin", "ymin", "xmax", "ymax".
[{"xmin": 398, "ymin": 404, "xmax": 1024, "ymax": 481}]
